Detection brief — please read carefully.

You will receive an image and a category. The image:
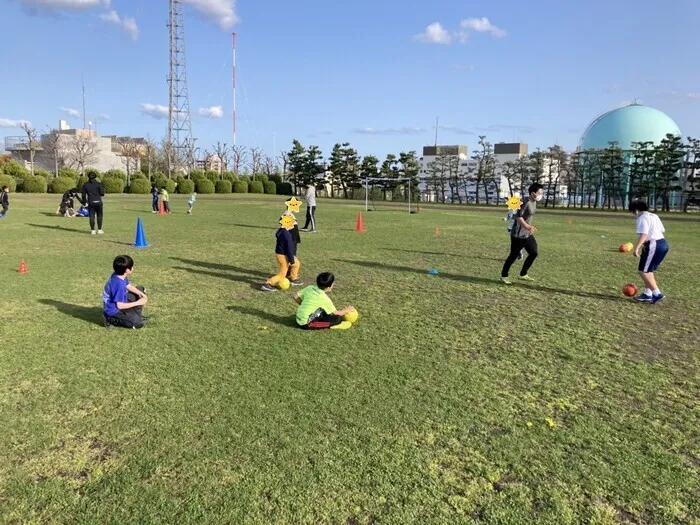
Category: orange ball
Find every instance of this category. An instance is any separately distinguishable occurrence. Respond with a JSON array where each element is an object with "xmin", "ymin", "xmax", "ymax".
[{"xmin": 622, "ymin": 283, "xmax": 638, "ymax": 297}]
